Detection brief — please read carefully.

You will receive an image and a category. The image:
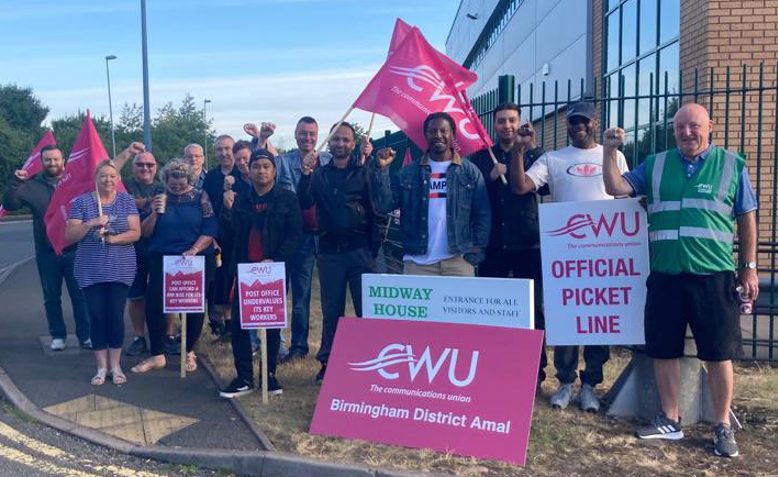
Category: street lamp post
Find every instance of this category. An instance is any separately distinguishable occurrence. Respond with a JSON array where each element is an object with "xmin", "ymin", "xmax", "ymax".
[
  {"xmin": 141, "ymin": 0, "xmax": 152, "ymax": 150},
  {"xmin": 105, "ymin": 55, "xmax": 117, "ymax": 158},
  {"xmin": 203, "ymin": 98, "xmax": 211, "ymax": 170}
]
